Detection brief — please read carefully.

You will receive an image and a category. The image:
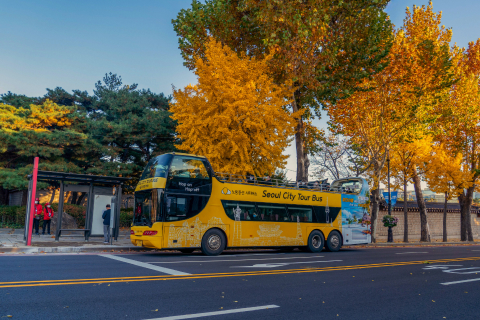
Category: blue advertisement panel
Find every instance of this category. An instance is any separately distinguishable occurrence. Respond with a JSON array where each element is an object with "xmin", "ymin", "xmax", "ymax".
[
  {"xmin": 383, "ymin": 191, "xmax": 398, "ymax": 207},
  {"xmin": 341, "ymin": 179, "xmax": 371, "ymax": 245}
]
